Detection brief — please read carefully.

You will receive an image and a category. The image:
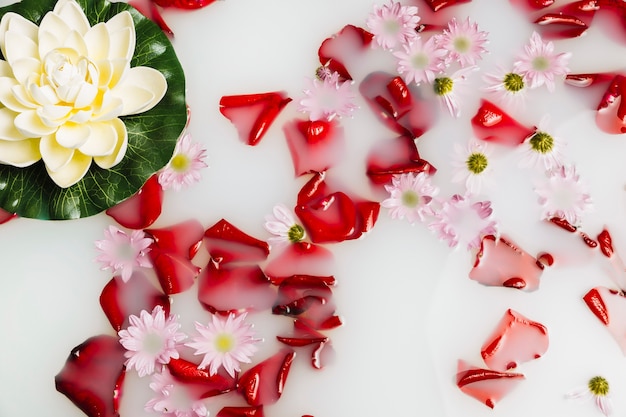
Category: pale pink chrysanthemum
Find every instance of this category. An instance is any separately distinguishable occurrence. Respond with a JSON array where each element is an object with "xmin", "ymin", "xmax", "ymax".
[
  {"xmin": 185, "ymin": 313, "xmax": 260, "ymax": 378},
  {"xmin": 513, "ymin": 31, "xmax": 571, "ymax": 92},
  {"xmin": 535, "ymin": 165, "xmax": 592, "ymax": 226},
  {"xmin": 566, "ymin": 376, "xmax": 613, "ymax": 416},
  {"xmin": 451, "ymin": 139, "xmax": 493, "ymax": 196},
  {"xmin": 381, "ymin": 172, "xmax": 439, "ymax": 224},
  {"xmin": 483, "ymin": 66, "xmax": 527, "ymax": 105},
  {"xmin": 94, "ymin": 225, "xmax": 153, "ymax": 282},
  {"xmin": 394, "ymin": 36, "xmax": 448, "ymax": 85},
  {"xmin": 158, "ymin": 133, "xmax": 208, "ymax": 191},
  {"xmin": 145, "ymin": 367, "xmax": 208, "ymax": 417},
  {"xmin": 118, "ymin": 305, "xmax": 186, "ymax": 377},
  {"xmin": 519, "ymin": 116, "xmax": 565, "ymax": 170},
  {"xmin": 437, "ymin": 17, "xmax": 488, "ymax": 67},
  {"xmin": 264, "ymin": 204, "xmax": 306, "ymax": 248},
  {"xmin": 298, "ymin": 71, "xmax": 357, "ymax": 121},
  {"xmin": 433, "ymin": 65, "xmax": 478, "ymax": 117},
  {"xmin": 366, "ymin": 0, "xmax": 420, "ymax": 50},
  {"xmin": 428, "ymin": 194, "xmax": 498, "ymax": 250}
]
